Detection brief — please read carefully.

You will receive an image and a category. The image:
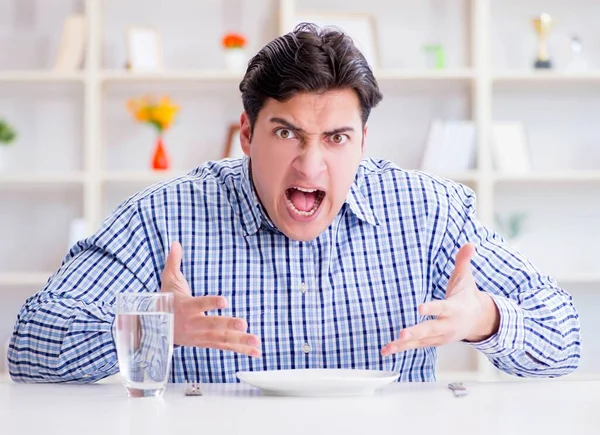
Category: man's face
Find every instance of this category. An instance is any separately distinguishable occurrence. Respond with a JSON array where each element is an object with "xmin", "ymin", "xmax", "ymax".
[{"xmin": 240, "ymin": 89, "xmax": 367, "ymax": 241}]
